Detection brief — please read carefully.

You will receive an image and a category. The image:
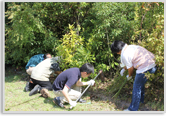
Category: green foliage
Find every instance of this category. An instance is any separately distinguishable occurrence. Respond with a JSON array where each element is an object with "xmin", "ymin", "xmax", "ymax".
[
  {"xmin": 132, "ymin": 2, "xmax": 164, "ymax": 83},
  {"xmin": 5, "ymin": 2, "xmax": 164, "ymax": 101},
  {"xmin": 80, "ymin": 2, "xmax": 136, "ymax": 73},
  {"xmin": 105, "ymin": 2, "xmax": 164, "ymax": 98},
  {"xmin": 56, "ymin": 24, "xmax": 95, "ymax": 71},
  {"xmin": 129, "ymin": 2, "xmax": 164, "ymax": 102},
  {"xmin": 5, "ymin": 2, "xmax": 59, "ymax": 66},
  {"xmin": 5, "ymin": 2, "xmax": 94, "ymax": 66},
  {"xmin": 107, "ymin": 69, "xmax": 128, "ymax": 97}
]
